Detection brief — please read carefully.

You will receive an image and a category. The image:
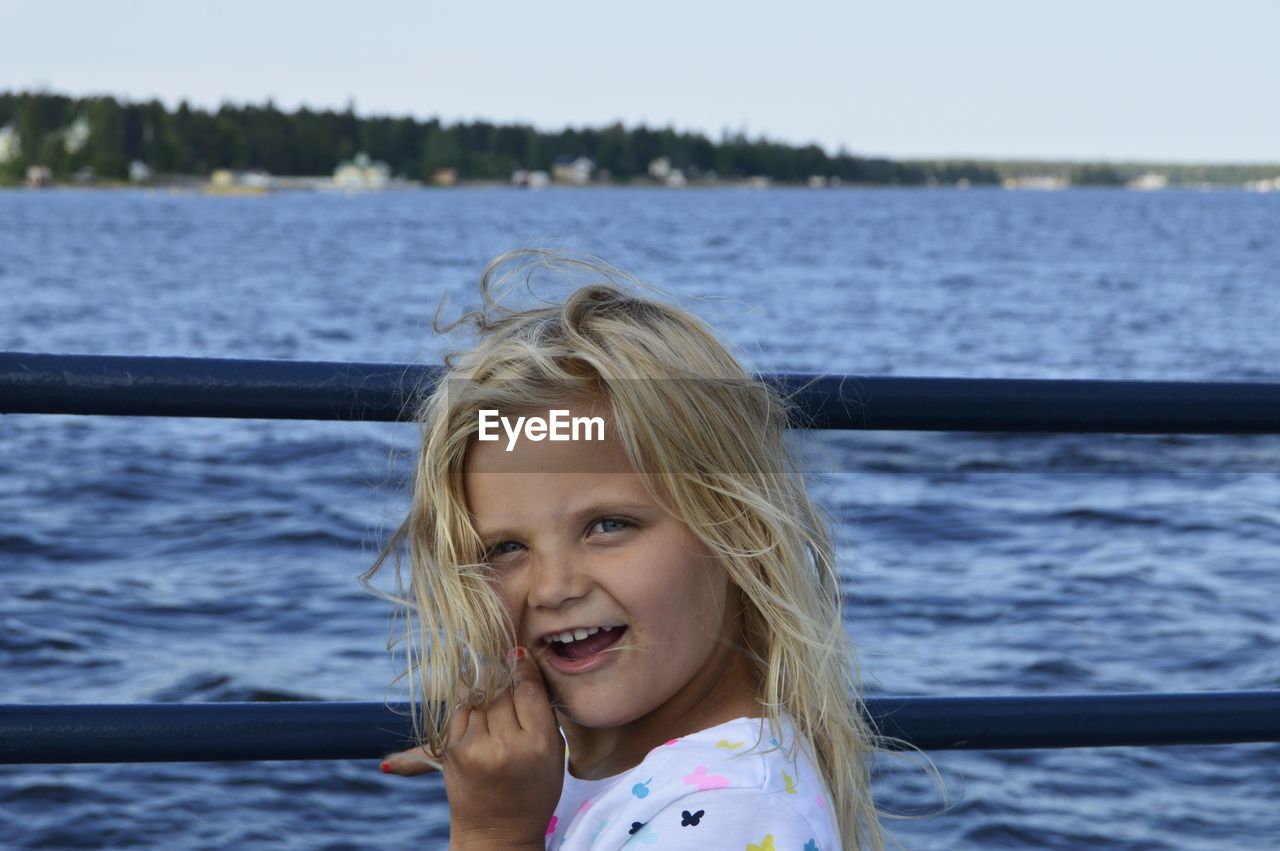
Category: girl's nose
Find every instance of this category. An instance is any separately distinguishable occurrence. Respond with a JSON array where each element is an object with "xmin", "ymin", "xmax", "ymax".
[{"xmin": 526, "ymin": 550, "xmax": 591, "ymax": 609}]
